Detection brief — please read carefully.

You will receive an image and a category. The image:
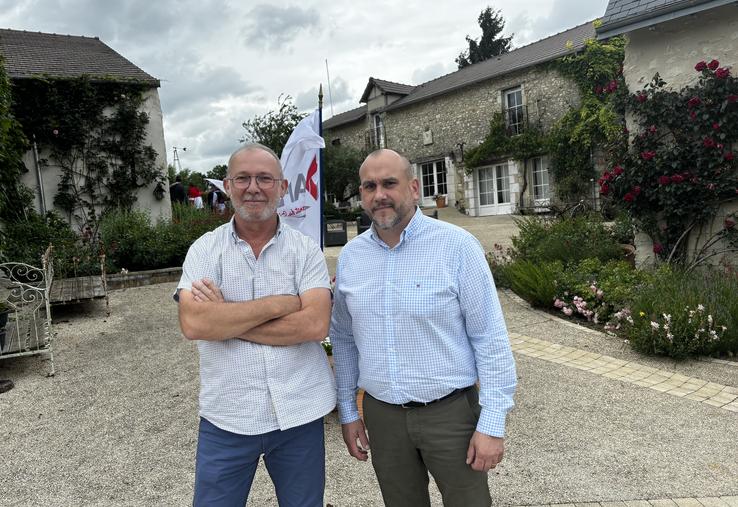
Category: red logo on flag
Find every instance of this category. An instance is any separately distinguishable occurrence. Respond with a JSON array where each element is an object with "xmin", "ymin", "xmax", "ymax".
[{"xmin": 305, "ymin": 156, "xmax": 318, "ymax": 200}]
